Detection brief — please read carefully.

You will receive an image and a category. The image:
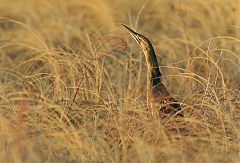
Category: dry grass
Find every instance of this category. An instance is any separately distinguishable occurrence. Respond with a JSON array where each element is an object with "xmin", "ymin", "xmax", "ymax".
[{"xmin": 0, "ymin": 0, "xmax": 240, "ymax": 162}]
